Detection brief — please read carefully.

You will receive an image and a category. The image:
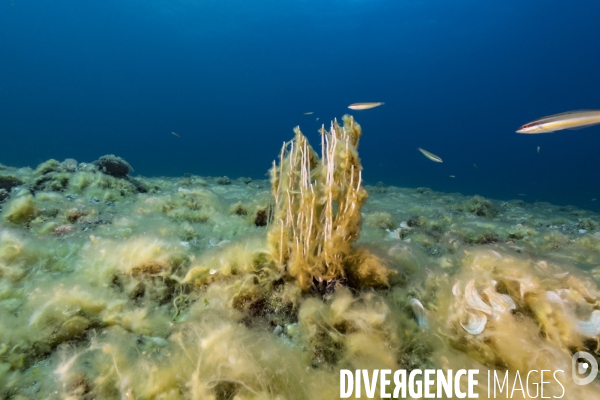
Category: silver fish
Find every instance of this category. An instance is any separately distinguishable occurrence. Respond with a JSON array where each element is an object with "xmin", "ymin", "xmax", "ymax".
[
  {"xmin": 517, "ymin": 110, "xmax": 600, "ymax": 134},
  {"xmin": 418, "ymin": 147, "xmax": 443, "ymax": 163},
  {"xmin": 348, "ymin": 102, "xmax": 385, "ymax": 110}
]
